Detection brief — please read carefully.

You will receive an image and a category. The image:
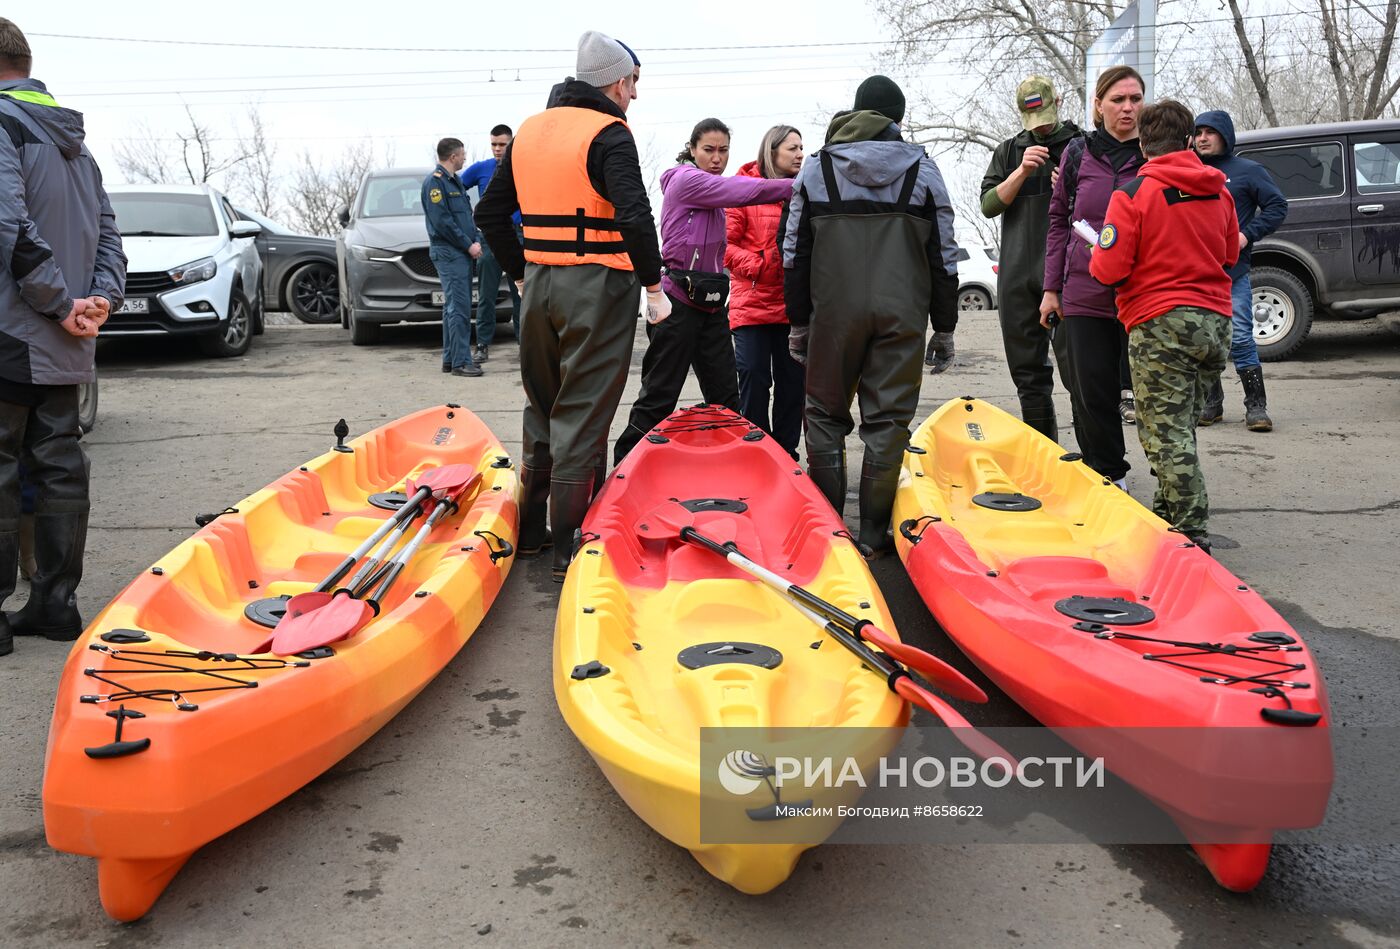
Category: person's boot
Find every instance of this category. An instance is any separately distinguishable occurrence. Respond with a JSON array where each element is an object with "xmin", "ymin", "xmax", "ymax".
[
  {"xmin": 1022, "ymin": 410, "xmax": 1058, "ymax": 443},
  {"xmin": 806, "ymin": 451, "xmax": 847, "ymax": 516},
  {"xmin": 856, "ymin": 460, "xmax": 901, "ymax": 560},
  {"xmin": 1239, "ymin": 366, "xmax": 1273, "ymax": 432},
  {"xmin": 0, "ymin": 531, "xmax": 16, "ymax": 657},
  {"xmin": 18, "ymin": 513, "xmax": 35, "ymax": 581},
  {"xmin": 589, "ymin": 450, "xmax": 609, "ymax": 502},
  {"xmin": 549, "ymin": 479, "xmax": 595, "ymax": 583},
  {"xmin": 516, "ymin": 465, "xmax": 552, "ymax": 557},
  {"xmin": 1199, "ymin": 377, "xmax": 1225, "ymax": 426},
  {"xmin": 7, "ymin": 511, "xmax": 87, "ymax": 641}
]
